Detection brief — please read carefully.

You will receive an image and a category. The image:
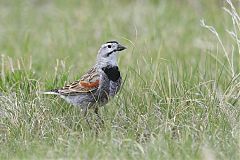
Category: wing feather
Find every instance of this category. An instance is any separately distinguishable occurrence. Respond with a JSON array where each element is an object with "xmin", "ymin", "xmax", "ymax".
[{"xmin": 57, "ymin": 67, "xmax": 100, "ymax": 95}]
